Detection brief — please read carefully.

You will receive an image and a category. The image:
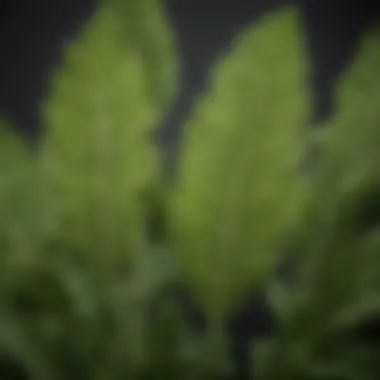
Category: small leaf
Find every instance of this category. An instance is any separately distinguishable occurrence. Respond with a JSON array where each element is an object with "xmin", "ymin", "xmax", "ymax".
[
  {"xmin": 266, "ymin": 278, "xmax": 307, "ymax": 327},
  {"xmin": 300, "ymin": 21, "xmax": 380, "ymax": 254}
]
